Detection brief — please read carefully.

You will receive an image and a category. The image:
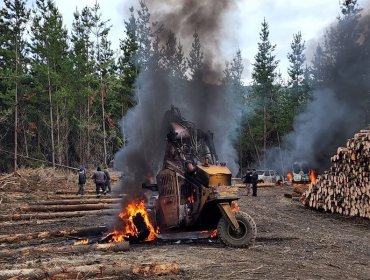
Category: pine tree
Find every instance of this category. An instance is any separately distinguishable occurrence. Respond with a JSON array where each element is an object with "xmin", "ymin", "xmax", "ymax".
[
  {"xmin": 251, "ymin": 18, "xmax": 279, "ymax": 167},
  {"xmin": 117, "ymin": 7, "xmax": 137, "ymax": 116},
  {"xmin": 340, "ymin": 0, "xmax": 361, "ymax": 18},
  {"xmin": 29, "ymin": 0, "xmax": 70, "ymax": 168},
  {"xmin": 90, "ymin": 2, "xmax": 115, "ymax": 166},
  {"xmin": 161, "ymin": 31, "xmax": 186, "ymax": 79},
  {"xmin": 173, "ymin": 41, "xmax": 187, "ymax": 79},
  {"xmin": 70, "ymin": 6, "xmax": 94, "ymax": 164},
  {"xmin": 287, "ymin": 31, "xmax": 312, "ymax": 107},
  {"xmin": 115, "ymin": 7, "xmax": 138, "ymax": 148},
  {"xmin": 223, "ymin": 50, "xmax": 246, "ymax": 170},
  {"xmin": 230, "ymin": 50, "xmax": 244, "ymax": 85},
  {"xmin": 136, "ymin": 0, "xmax": 152, "ymax": 71},
  {"xmin": 71, "ymin": 7, "xmax": 94, "ymax": 84},
  {"xmin": 0, "ymin": 0, "xmax": 29, "ymax": 171},
  {"xmin": 252, "ymin": 18, "xmax": 279, "ymax": 103},
  {"xmin": 287, "ymin": 32, "xmax": 305, "ymax": 89},
  {"xmin": 187, "ymin": 31, "xmax": 204, "ymax": 81},
  {"xmin": 311, "ymin": 44, "xmax": 327, "ymax": 86},
  {"xmin": 223, "ymin": 50, "xmax": 245, "ymax": 100},
  {"xmin": 161, "ymin": 31, "xmax": 176, "ymax": 71}
]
